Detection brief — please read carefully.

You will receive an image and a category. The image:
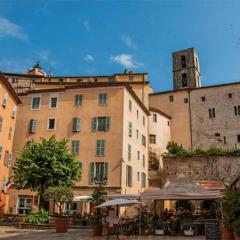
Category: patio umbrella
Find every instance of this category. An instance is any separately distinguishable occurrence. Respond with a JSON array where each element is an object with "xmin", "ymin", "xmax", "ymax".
[
  {"xmin": 95, "ymin": 198, "xmax": 141, "ymax": 208},
  {"xmin": 73, "ymin": 195, "xmax": 92, "ymax": 201}
]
